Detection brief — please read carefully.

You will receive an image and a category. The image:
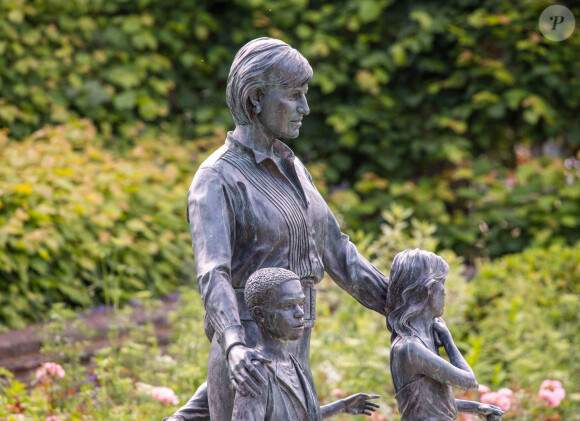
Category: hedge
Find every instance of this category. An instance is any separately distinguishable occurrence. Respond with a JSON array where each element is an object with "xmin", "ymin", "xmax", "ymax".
[
  {"xmin": 1, "ymin": 0, "xmax": 579, "ymax": 182},
  {"xmin": 0, "ymin": 120, "xmax": 223, "ymax": 327}
]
